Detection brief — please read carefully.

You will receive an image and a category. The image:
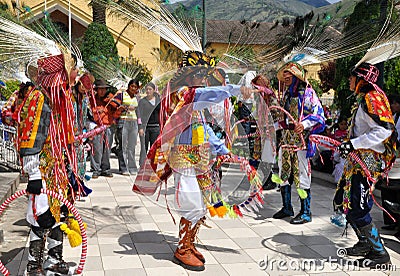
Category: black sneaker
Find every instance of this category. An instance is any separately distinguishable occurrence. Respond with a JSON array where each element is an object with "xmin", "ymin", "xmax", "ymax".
[
  {"xmin": 101, "ymin": 171, "xmax": 113, "ymax": 177},
  {"xmin": 92, "ymin": 172, "xmax": 100, "ymax": 179}
]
